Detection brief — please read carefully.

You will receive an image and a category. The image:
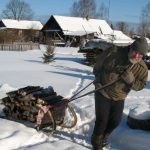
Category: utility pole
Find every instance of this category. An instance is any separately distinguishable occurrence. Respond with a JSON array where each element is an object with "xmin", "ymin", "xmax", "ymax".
[{"xmin": 108, "ymin": 0, "xmax": 111, "ymax": 21}]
